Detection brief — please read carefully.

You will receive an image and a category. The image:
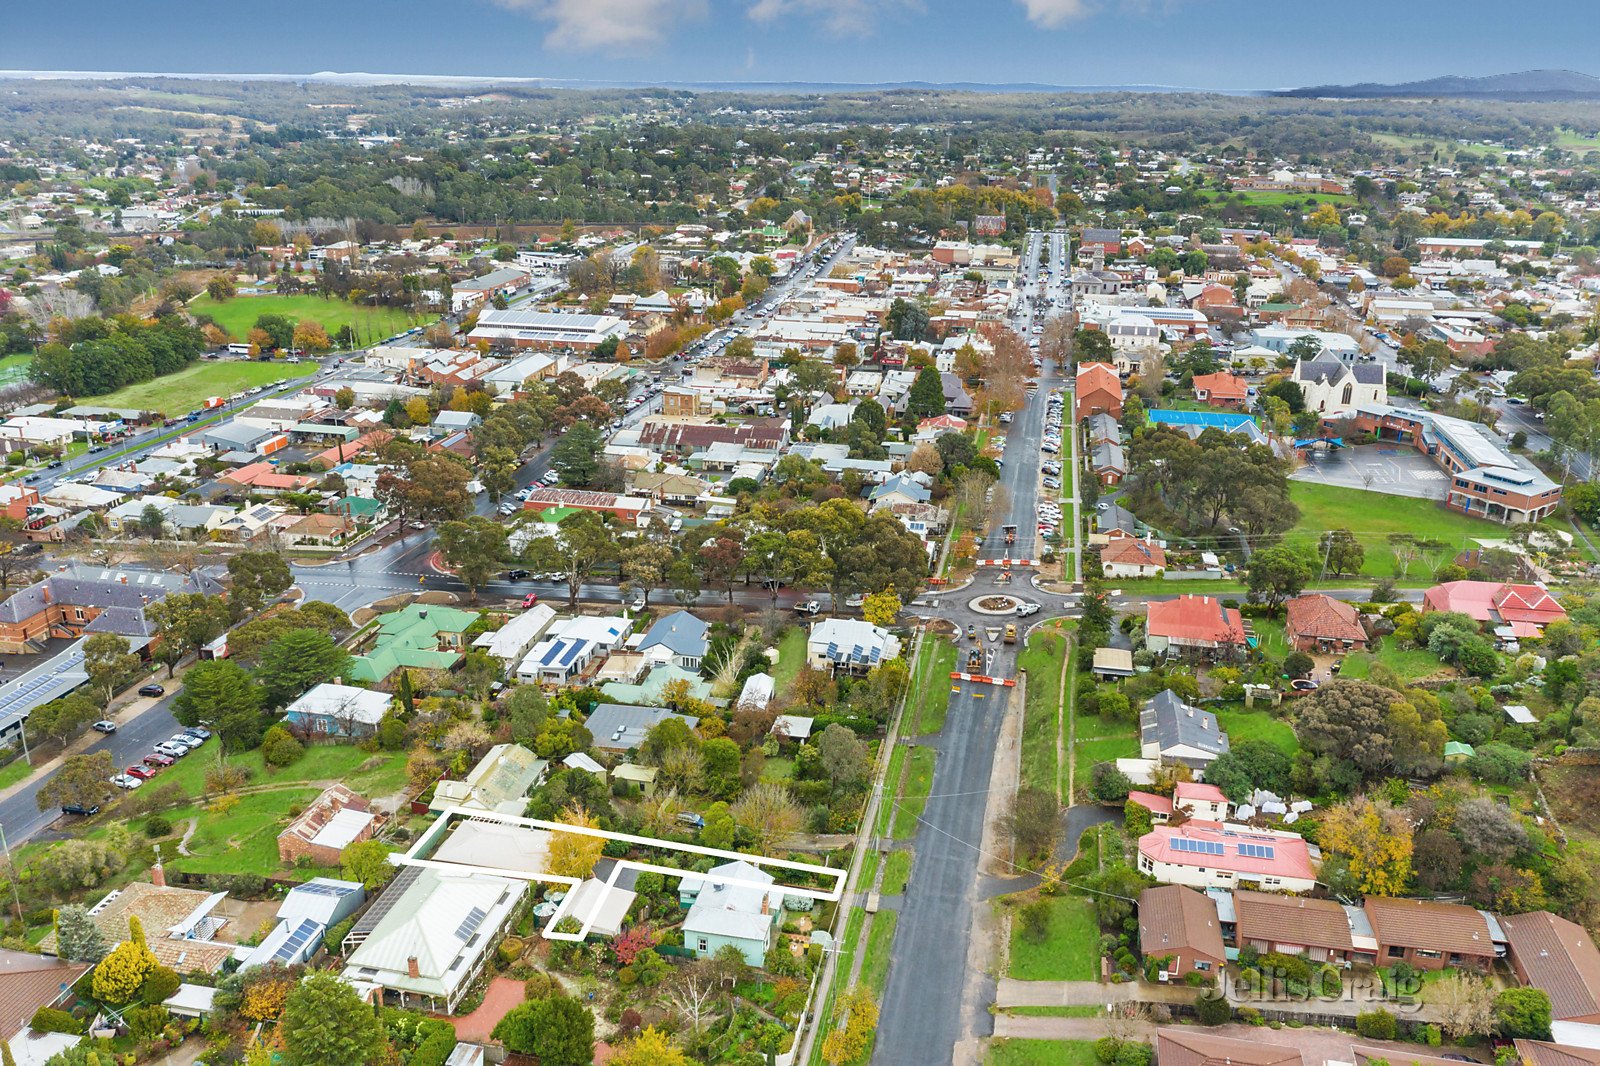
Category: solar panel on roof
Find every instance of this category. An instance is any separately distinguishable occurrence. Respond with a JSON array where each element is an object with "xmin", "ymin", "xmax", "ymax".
[
  {"xmin": 294, "ymin": 881, "xmax": 350, "ymax": 897},
  {"xmin": 1237, "ymin": 843, "xmax": 1275, "ymax": 859},
  {"xmin": 455, "ymin": 906, "xmax": 489, "ymax": 942},
  {"xmin": 1172, "ymin": 838, "xmax": 1225, "ymax": 856},
  {"xmin": 273, "ymin": 918, "xmax": 321, "ymax": 962}
]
